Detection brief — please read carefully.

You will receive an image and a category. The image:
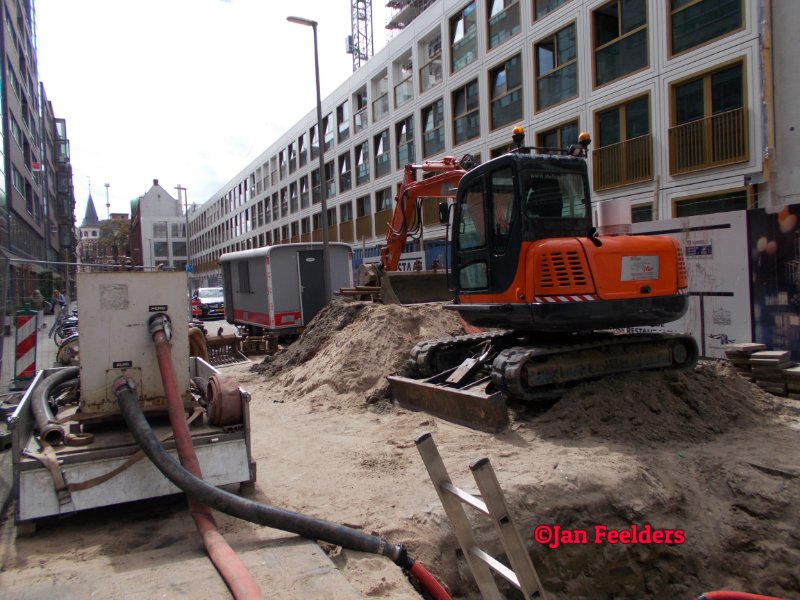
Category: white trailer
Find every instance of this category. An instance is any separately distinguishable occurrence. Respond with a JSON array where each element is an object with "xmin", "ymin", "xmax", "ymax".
[{"xmin": 220, "ymin": 243, "xmax": 353, "ymax": 336}]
